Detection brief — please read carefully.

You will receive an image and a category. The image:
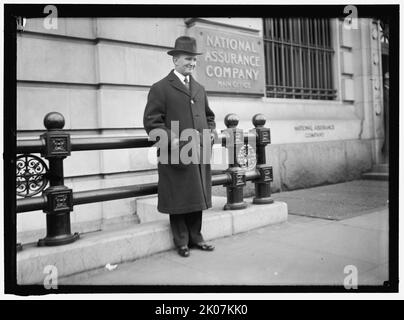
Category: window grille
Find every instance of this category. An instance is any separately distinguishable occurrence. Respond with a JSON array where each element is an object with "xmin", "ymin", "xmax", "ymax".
[{"xmin": 263, "ymin": 18, "xmax": 336, "ymax": 100}]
